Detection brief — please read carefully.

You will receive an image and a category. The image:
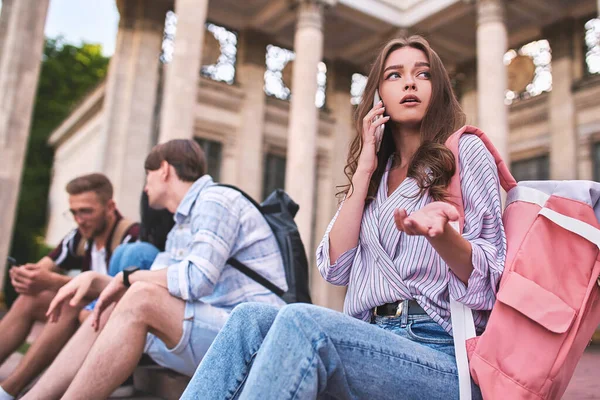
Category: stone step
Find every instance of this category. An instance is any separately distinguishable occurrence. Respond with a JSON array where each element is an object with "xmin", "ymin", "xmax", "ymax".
[
  {"xmin": 133, "ymin": 364, "xmax": 190, "ymax": 400},
  {"xmin": 109, "ymin": 392, "xmax": 163, "ymax": 400},
  {"xmin": 563, "ymin": 344, "xmax": 600, "ymax": 399}
]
